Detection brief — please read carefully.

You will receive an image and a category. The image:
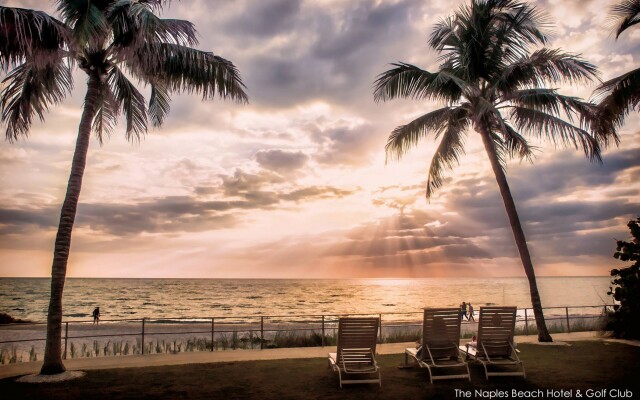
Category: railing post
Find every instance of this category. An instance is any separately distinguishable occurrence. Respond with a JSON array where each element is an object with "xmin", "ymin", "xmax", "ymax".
[
  {"xmin": 260, "ymin": 316, "xmax": 264, "ymax": 350},
  {"xmin": 211, "ymin": 318, "xmax": 215, "ymax": 352},
  {"xmin": 565, "ymin": 307, "xmax": 571, "ymax": 333},
  {"xmin": 141, "ymin": 318, "xmax": 146, "ymax": 355},
  {"xmin": 524, "ymin": 309, "xmax": 529, "ymax": 335},
  {"xmin": 379, "ymin": 313, "xmax": 382, "ymax": 342},
  {"xmin": 63, "ymin": 322, "xmax": 69, "ymax": 360},
  {"xmin": 321, "ymin": 315, "xmax": 325, "ymax": 347}
]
